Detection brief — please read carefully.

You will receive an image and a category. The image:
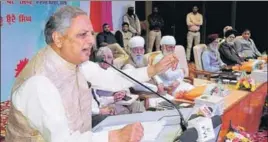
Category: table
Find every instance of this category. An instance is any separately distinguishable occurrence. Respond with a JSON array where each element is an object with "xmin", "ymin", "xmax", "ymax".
[
  {"xmin": 192, "ymin": 78, "xmax": 267, "ymax": 141},
  {"xmin": 96, "ymin": 79, "xmax": 267, "ymax": 141},
  {"xmin": 218, "ymin": 82, "xmax": 267, "ymax": 141},
  {"xmin": 93, "ymin": 108, "xmax": 221, "ymax": 142}
]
